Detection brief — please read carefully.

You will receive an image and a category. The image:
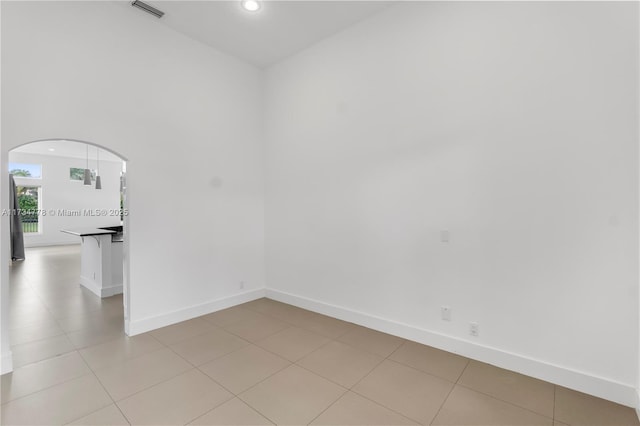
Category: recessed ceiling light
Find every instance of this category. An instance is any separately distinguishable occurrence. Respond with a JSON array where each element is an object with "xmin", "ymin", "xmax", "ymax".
[
  {"xmin": 48, "ymin": 148, "xmax": 55, "ymax": 152},
  {"xmin": 241, "ymin": 0, "xmax": 261, "ymax": 12}
]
